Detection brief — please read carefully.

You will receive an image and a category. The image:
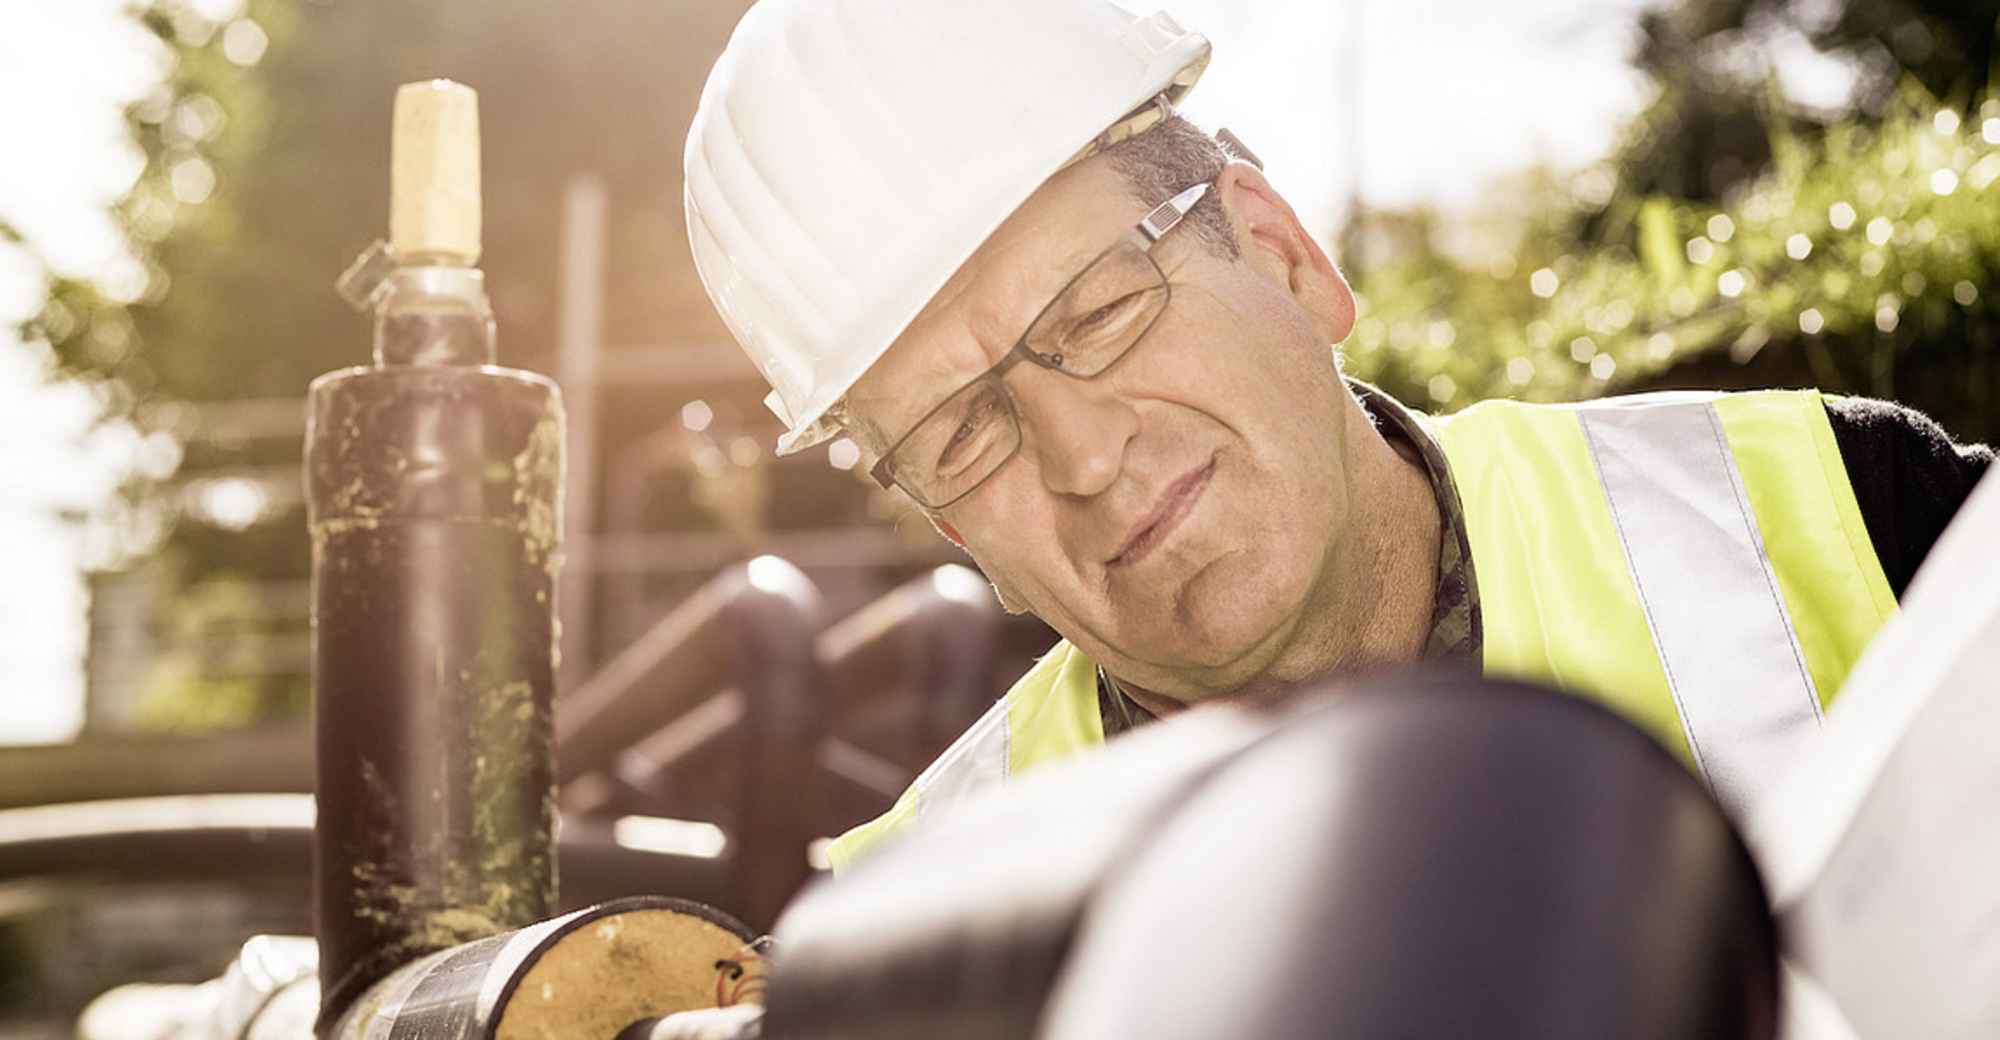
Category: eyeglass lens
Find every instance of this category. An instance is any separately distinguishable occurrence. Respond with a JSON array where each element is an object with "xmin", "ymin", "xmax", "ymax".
[{"xmin": 887, "ymin": 241, "xmax": 1171, "ymax": 508}]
